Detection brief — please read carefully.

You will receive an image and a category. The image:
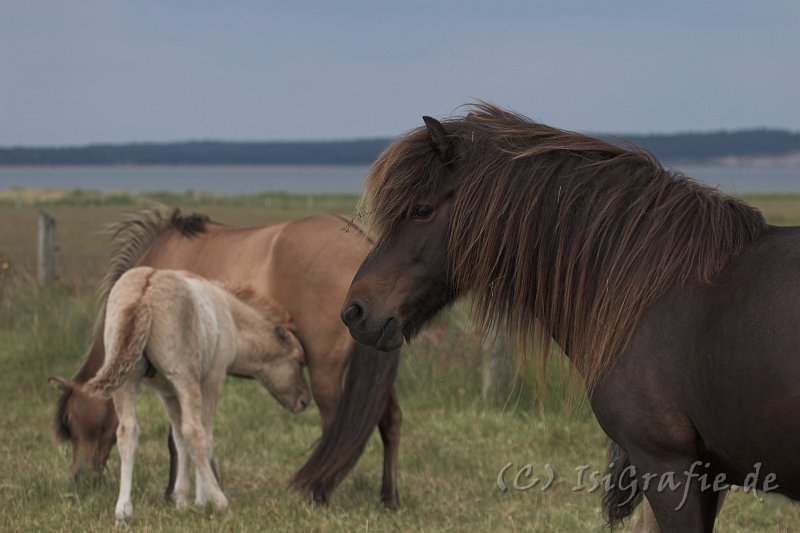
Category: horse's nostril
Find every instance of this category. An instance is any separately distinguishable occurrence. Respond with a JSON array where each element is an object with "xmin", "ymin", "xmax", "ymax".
[
  {"xmin": 300, "ymin": 398, "xmax": 309, "ymax": 409},
  {"xmin": 341, "ymin": 301, "xmax": 364, "ymax": 325}
]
